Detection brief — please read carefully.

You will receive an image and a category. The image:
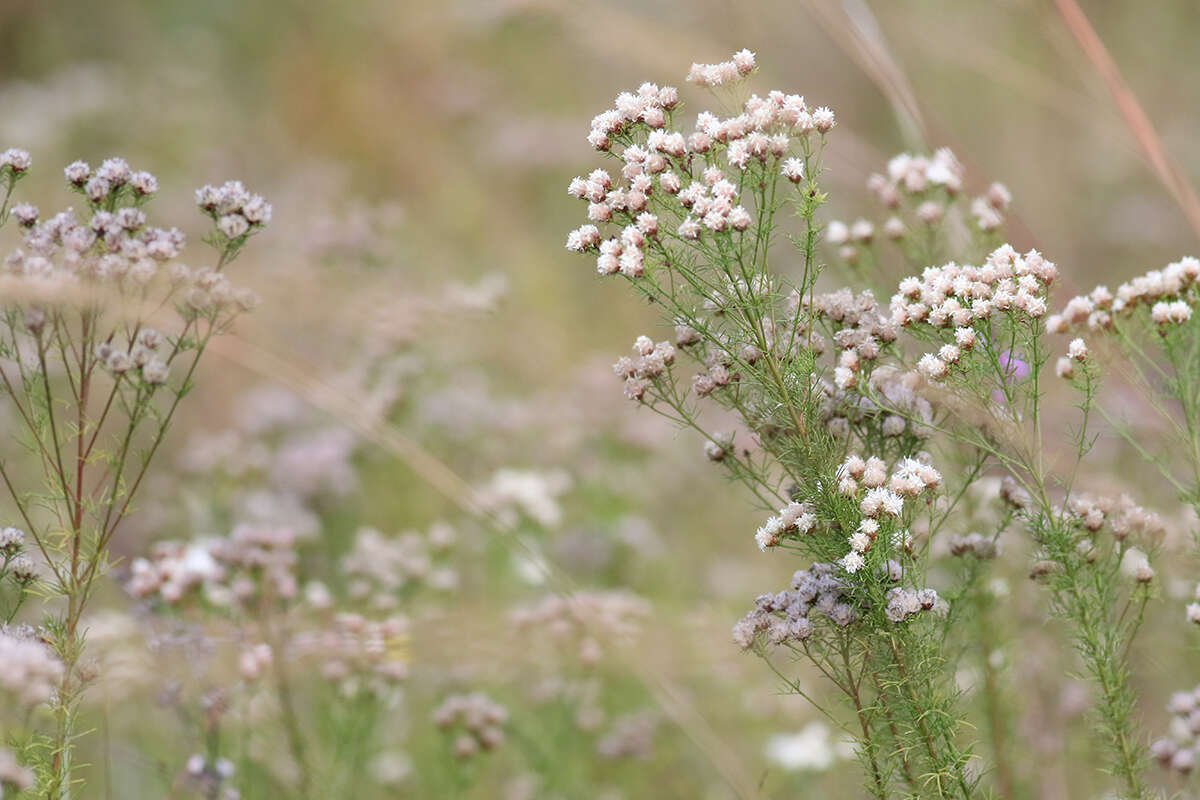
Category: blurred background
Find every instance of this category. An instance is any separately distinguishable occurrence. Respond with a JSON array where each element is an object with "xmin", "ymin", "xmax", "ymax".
[{"xmin": 3, "ymin": 0, "xmax": 1199, "ymax": 797}]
